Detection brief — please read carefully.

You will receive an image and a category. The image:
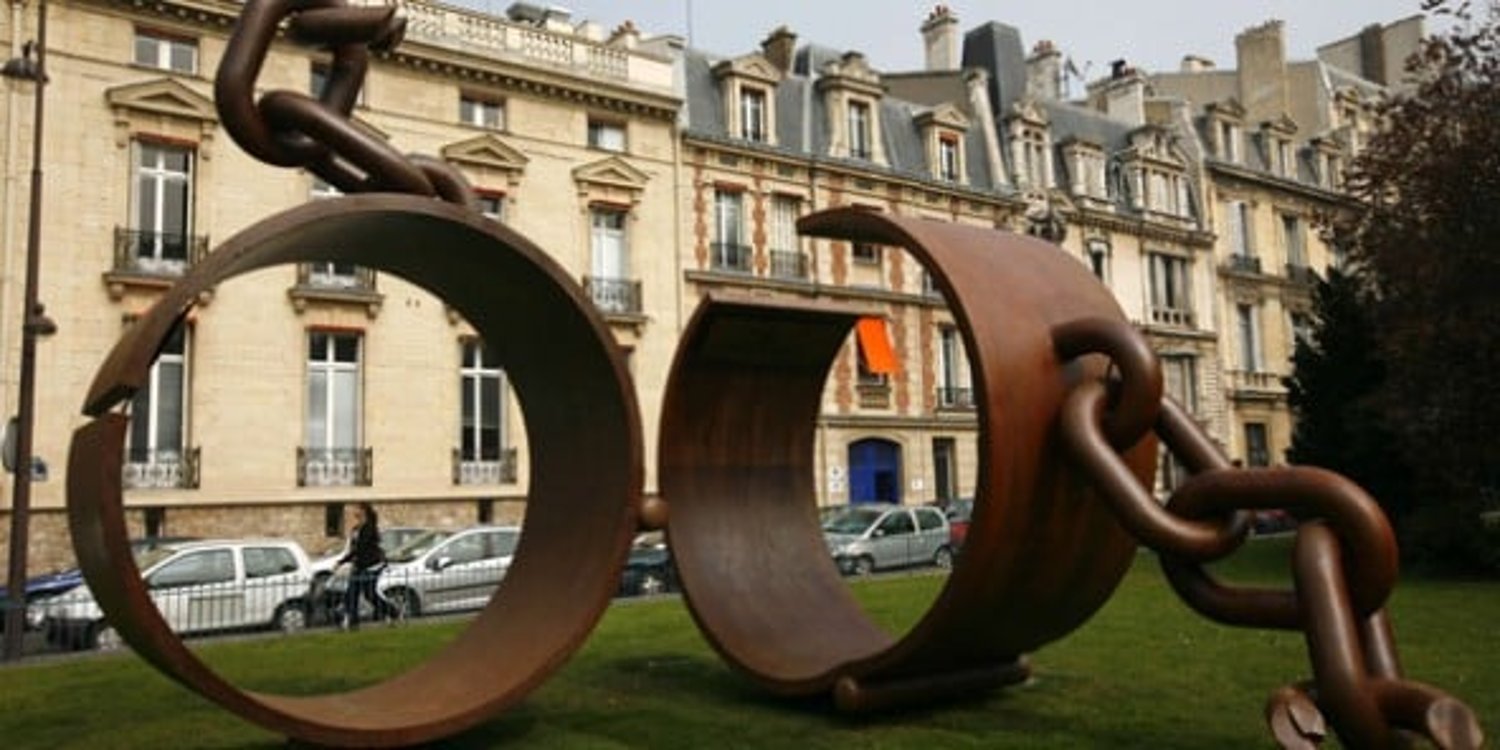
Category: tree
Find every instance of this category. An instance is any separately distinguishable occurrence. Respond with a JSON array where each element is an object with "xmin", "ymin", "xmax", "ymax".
[
  {"xmin": 1333, "ymin": 0, "xmax": 1500, "ymax": 572},
  {"xmin": 1285, "ymin": 269, "xmax": 1414, "ymax": 523}
]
